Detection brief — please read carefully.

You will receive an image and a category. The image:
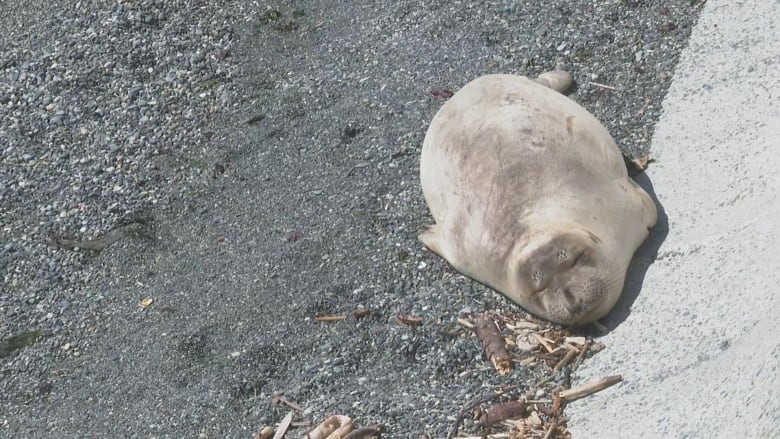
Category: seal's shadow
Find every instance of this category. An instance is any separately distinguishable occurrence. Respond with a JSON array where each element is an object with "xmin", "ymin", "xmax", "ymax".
[{"xmin": 596, "ymin": 170, "xmax": 668, "ymax": 332}]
